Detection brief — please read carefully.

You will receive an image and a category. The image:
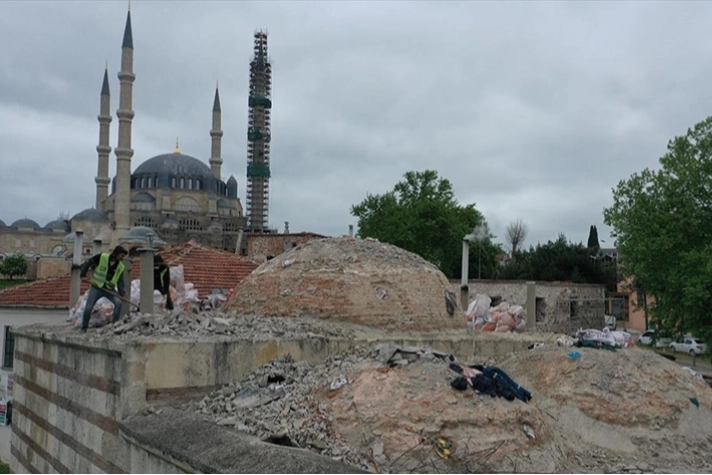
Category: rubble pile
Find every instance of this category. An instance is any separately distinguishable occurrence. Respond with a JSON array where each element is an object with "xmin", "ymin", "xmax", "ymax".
[
  {"xmin": 178, "ymin": 342, "xmax": 712, "ymax": 474},
  {"xmin": 465, "ymin": 294, "xmax": 527, "ymax": 332},
  {"xmin": 225, "ymin": 237, "xmax": 462, "ymax": 332},
  {"xmin": 95, "ymin": 311, "xmax": 356, "ymax": 341}
]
